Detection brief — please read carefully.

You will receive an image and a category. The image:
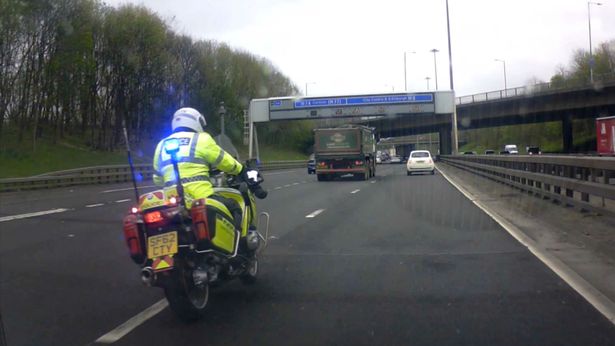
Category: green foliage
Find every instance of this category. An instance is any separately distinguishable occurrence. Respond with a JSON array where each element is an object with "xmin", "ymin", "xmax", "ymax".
[{"xmin": 0, "ymin": 0, "xmax": 306, "ymax": 163}]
